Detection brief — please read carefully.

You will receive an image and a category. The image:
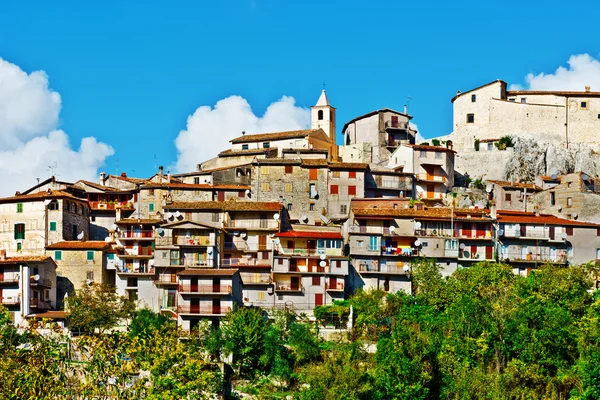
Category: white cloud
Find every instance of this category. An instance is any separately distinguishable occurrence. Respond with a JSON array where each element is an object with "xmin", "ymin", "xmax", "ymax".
[
  {"xmin": 0, "ymin": 58, "xmax": 114, "ymax": 196},
  {"xmin": 511, "ymin": 53, "xmax": 600, "ymax": 91},
  {"xmin": 173, "ymin": 95, "xmax": 310, "ymax": 172}
]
